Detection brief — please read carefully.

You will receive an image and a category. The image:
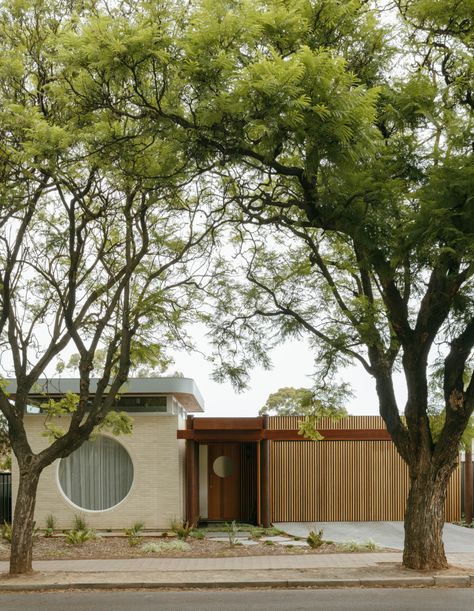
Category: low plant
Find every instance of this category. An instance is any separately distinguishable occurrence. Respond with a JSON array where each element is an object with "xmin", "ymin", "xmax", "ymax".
[
  {"xmin": 307, "ymin": 529, "xmax": 324, "ymax": 549},
  {"xmin": 340, "ymin": 538, "xmax": 379, "ymax": 552},
  {"xmin": 72, "ymin": 514, "xmax": 88, "ymax": 531},
  {"xmin": 44, "ymin": 514, "xmax": 56, "ymax": 538},
  {"xmin": 124, "ymin": 521, "xmax": 144, "ymax": 547},
  {"xmin": 1, "ymin": 522, "xmax": 12, "ymax": 543},
  {"xmin": 170, "ymin": 518, "xmax": 193, "ymax": 540},
  {"xmin": 364, "ymin": 539, "xmax": 379, "ymax": 551},
  {"xmin": 190, "ymin": 528, "xmax": 205, "ymax": 540},
  {"xmin": 225, "ymin": 520, "xmax": 240, "ymax": 546},
  {"xmin": 142, "ymin": 540, "xmax": 190, "ymax": 553},
  {"xmin": 247, "ymin": 525, "xmax": 283, "ymax": 539},
  {"xmin": 340, "ymin": 540, "xmax": 364, "ymax": 552},
  {"xmin": 64, "ymin": 528, "xmax": 97, "ymax": 545}
]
